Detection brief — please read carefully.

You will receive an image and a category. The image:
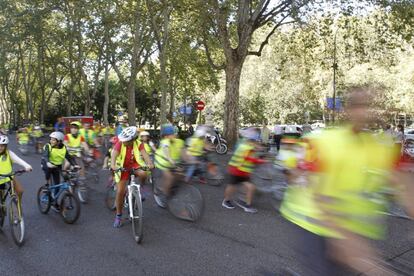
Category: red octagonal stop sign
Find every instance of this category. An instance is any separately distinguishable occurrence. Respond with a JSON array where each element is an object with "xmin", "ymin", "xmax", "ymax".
[{"xmin": 196, "ymin": 100, "xmax": 205, "ymax": 111}]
